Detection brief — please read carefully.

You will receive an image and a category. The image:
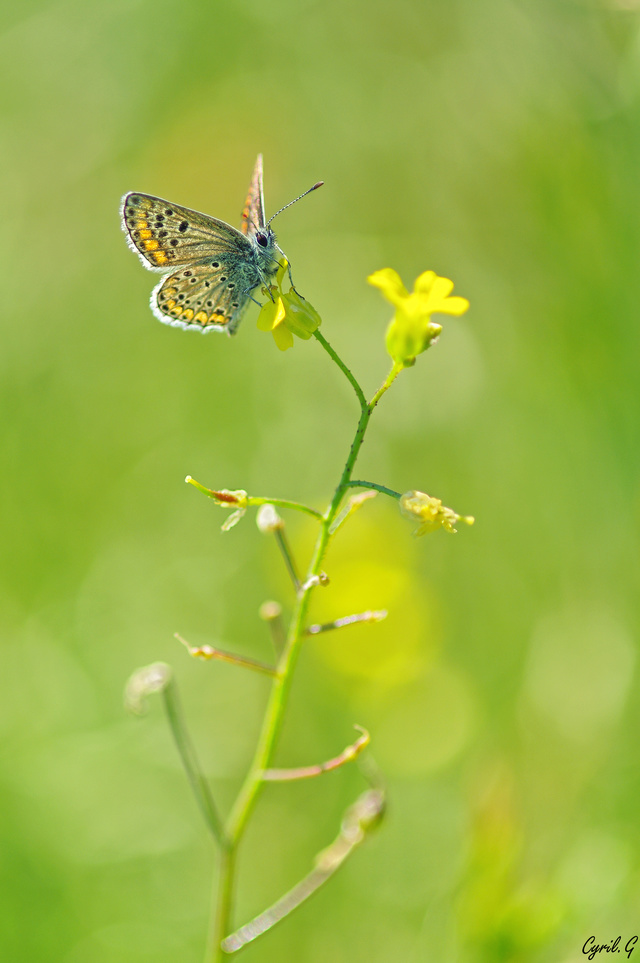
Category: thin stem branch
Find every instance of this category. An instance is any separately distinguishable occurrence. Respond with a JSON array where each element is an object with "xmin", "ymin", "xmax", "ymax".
[
  {"xmin": 248, "ymin": 496, "xmax": 323, "ymax": 521},
  {"xmin": 306, "ymin": 610, "xmax": 387, "ymax": 635},
  {"xmin": 209, "ymin": 844, "xmax": 235, "ymax": 963},
  {"xmin": 328, "ymin": 488, "xmax": 377, "ymax": 536},
  {"xmin": 221, "ymin": 788, "xmax": 385, "ymax": 955},
  {"xmin": 162, "ymin": 677, "xmax": 226, "ymax": 846},
  {"xmin": 262, "ymin": 726, "xmax": 369, "ymax": 781},
  {"xmin": 187, "ymin": 478, "xmax": 322, "ymax": 521},
  {"xmin": 176, "ymin": 634, "xmax": 276, "ymax": 677},
  {"xmin": 345, "ymin": 480, "xmax": 402, "ymax": 499},
  {"xmin": 313, "ymin": 330, "xmax": 367, "ymax": 411},
  {"xmin": 259, "ymin": 601, "xmax": 286, "ymax": 656},
  {"xmin": 368, "ymin": 361, "xmax": 403, "ymax": 409},
  {"xmin": 274, "ymin": 529, "xmax": 300, "ymax": 591}
]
